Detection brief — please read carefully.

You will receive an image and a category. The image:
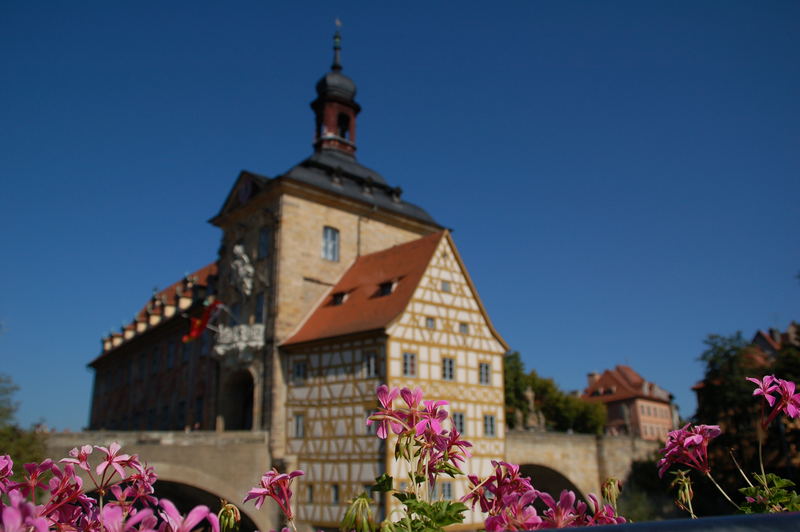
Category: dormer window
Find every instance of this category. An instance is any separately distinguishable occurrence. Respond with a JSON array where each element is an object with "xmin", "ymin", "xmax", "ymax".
[
  {"xmin": 378, "ymin": 281, "xmax": 394, "ymax": 297},
  {"xmin": 332, "ymin": 292, "xmax": 347, "ymax": 306},
  {"xmin": 337, "ymin": 113, "xmax": 350, "ymax": 140}
]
